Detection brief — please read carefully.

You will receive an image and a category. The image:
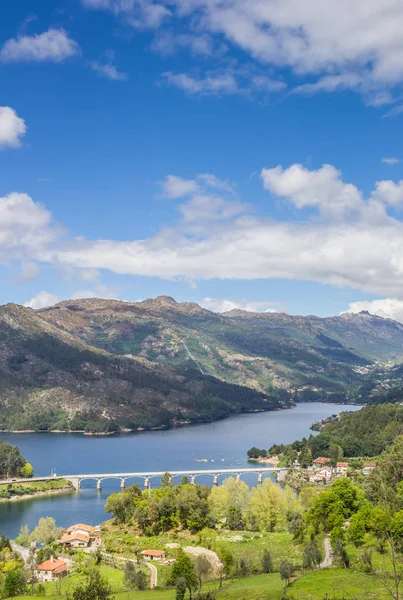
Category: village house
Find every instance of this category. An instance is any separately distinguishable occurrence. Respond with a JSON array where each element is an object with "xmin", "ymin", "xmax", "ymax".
[
  {"xmin": 362, "ymin": 462, "xmax": 376, "ymax": 476},
  {"xmin": 141, "ymin": 549, "xmax": 166, "ymax": 562},
  {"xmin": 36, "ymin": 557, "xmax": 68, "ymax": 582},
  {"xmin": 312, "ymin": 457, "xmax": 331, "ymax": 469},
  {"xmin": 309, "ymin": 466, "xmax": 333, "ymax": 483},
  {"xmin": 60, "ymin": 523, "xmax": 95, "ymax": 549},
  {"xmin": 336, "ymin": 462, "xmax": 349, "ymax": 476}
]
